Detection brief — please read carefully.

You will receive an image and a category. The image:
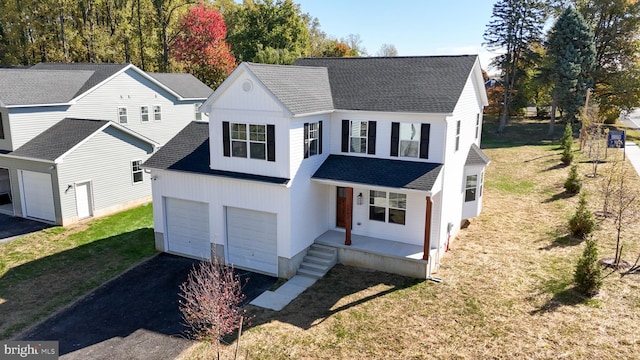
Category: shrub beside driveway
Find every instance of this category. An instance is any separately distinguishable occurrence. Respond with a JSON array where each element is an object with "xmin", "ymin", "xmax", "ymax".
[{"xmin": 0, "ymin": 204, "xmax": 156, "ymax": 338}]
